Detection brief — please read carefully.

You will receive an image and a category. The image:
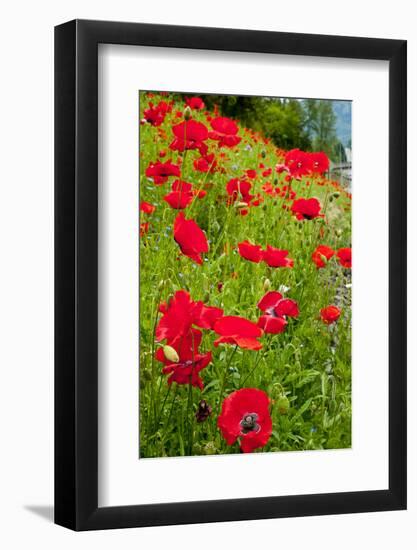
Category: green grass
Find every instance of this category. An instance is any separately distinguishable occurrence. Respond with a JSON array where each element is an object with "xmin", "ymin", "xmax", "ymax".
[{"xmin": 139, "ymin": 92, "xmax": 351, "ymax": 458}]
